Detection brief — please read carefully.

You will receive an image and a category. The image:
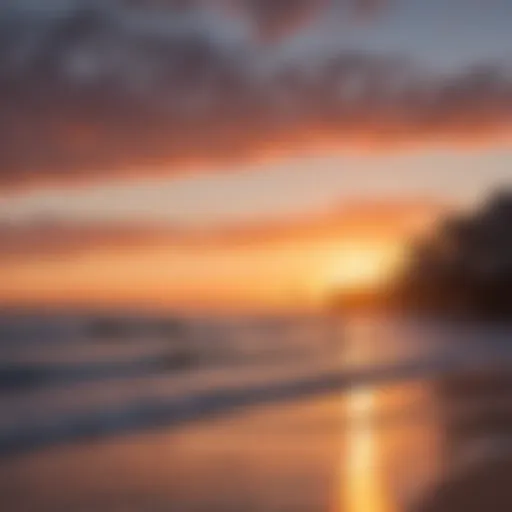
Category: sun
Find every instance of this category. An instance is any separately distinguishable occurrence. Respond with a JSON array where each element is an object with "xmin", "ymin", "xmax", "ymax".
[{"xmin": 327, "ymin": 243, "xmax": 405, "ymax": 293}]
